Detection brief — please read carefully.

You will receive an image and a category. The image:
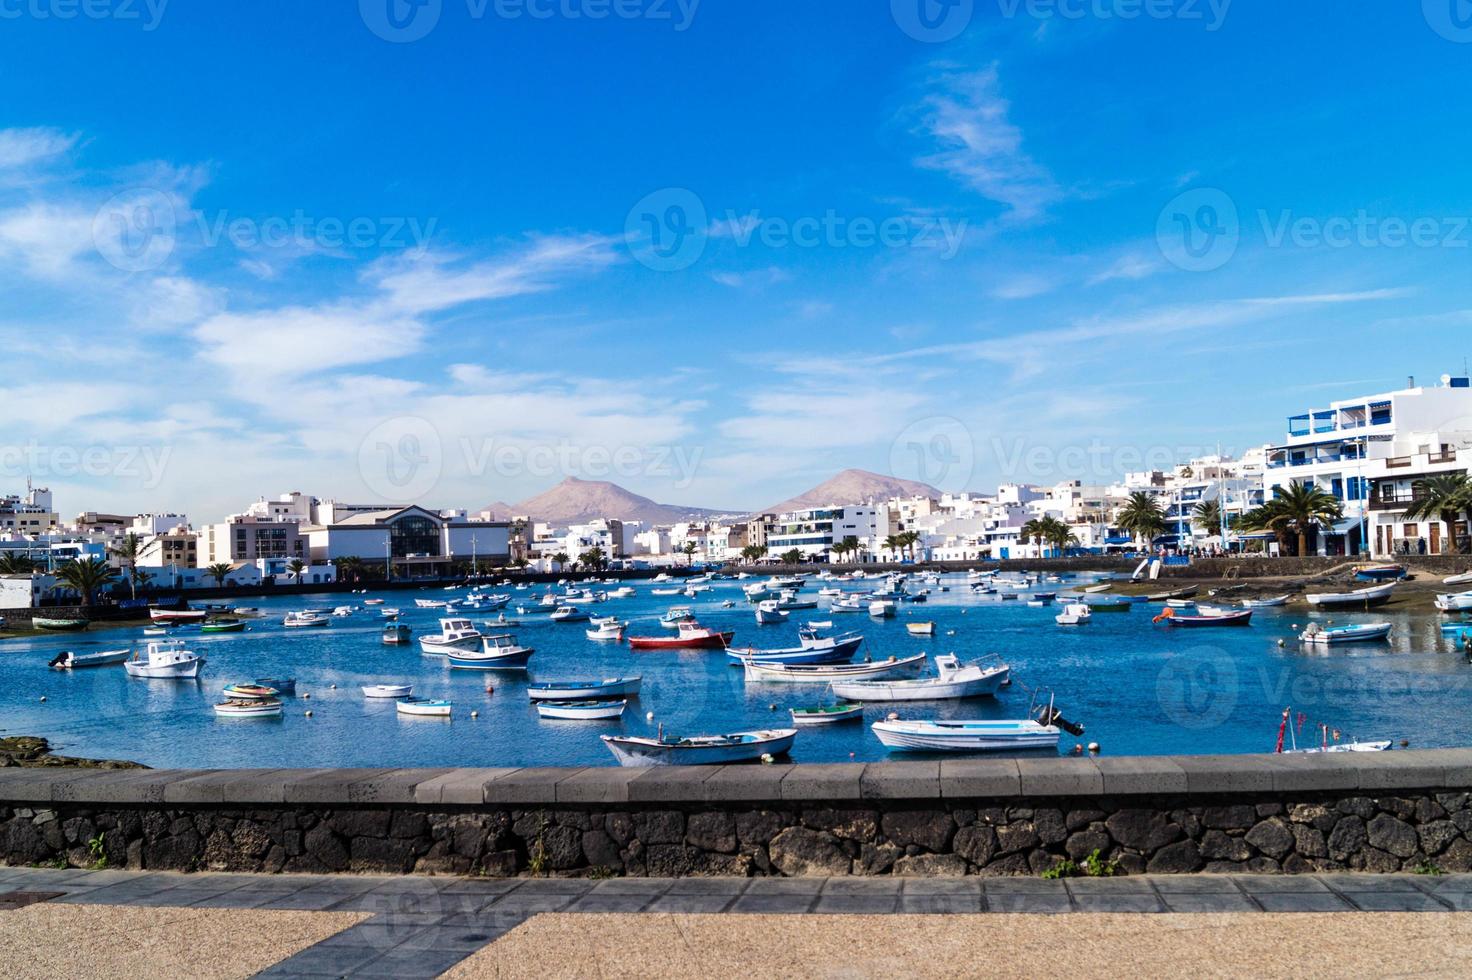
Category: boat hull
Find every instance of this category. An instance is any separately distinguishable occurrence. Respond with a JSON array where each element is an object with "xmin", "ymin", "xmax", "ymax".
[
  {"xmin": 872, "ymin": 720, "xmax": 1060, "ymax": 752},
  {"xmin": 743, "ymin": 653, "xmax": 927, "ymax": 684},
  {"xmin": 447, "ymin": 649, "xmax": 533, "ymax": 670},
  {"xmin": 537, "ymin": 700, "xmax": 627, "ymax": 720},
  {"xmin": 601, "ymin": 730, "xmax": 796, "ymax": 767},
  {"xmin": 529, "ymin": 678, "xmax": 642, "ymax": 701},
  {"xmin": 831, "ymin": 666, "xmax": 1008, "ymax": 702},
  {"xmin": 628, "ymin": 631, "xmax": 733, "ymax": 651},
  {"xmin": 790, "ymin": 705, "xmax": 864, "ymax": 725}
]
